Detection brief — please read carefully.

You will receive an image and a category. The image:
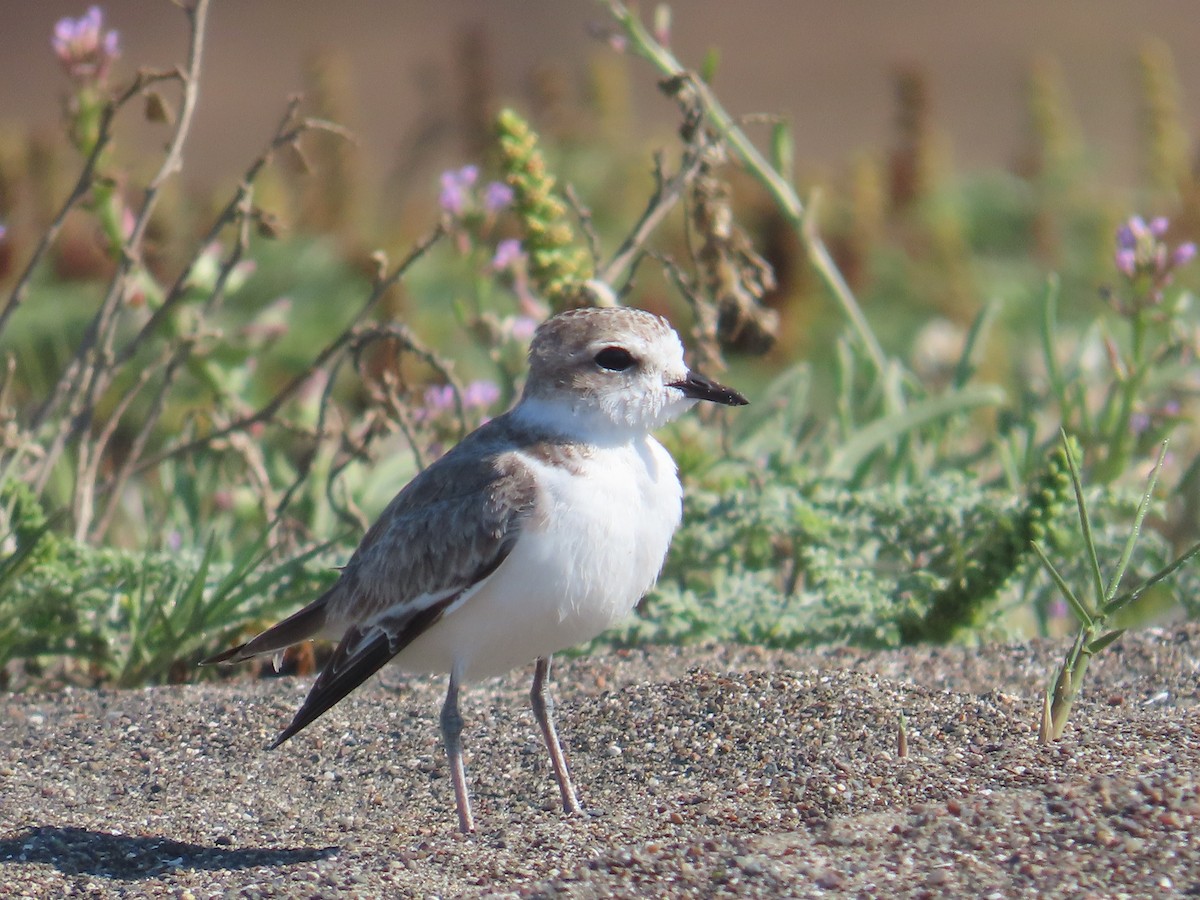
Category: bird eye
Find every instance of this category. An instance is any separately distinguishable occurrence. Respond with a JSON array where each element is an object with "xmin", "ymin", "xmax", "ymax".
[{"xmin": 593, "ymin": 347, "xmax": 635, "ymax": 371}]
